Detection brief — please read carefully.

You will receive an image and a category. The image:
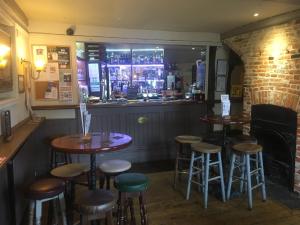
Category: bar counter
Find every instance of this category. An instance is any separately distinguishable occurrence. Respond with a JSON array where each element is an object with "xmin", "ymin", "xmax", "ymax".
[{"xmin": 32, "ymin": 99, "xmax": 207, "ymax": 163}]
